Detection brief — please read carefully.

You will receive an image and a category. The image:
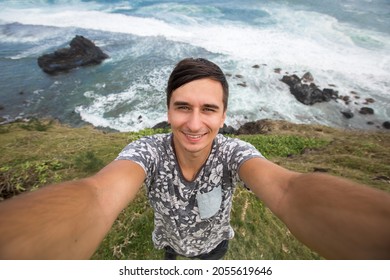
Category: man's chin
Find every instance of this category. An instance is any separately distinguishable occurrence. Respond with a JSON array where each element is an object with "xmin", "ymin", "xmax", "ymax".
[{"xmin": 173, "ymin": 132, "xmax": 214, "ymax": 154}]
